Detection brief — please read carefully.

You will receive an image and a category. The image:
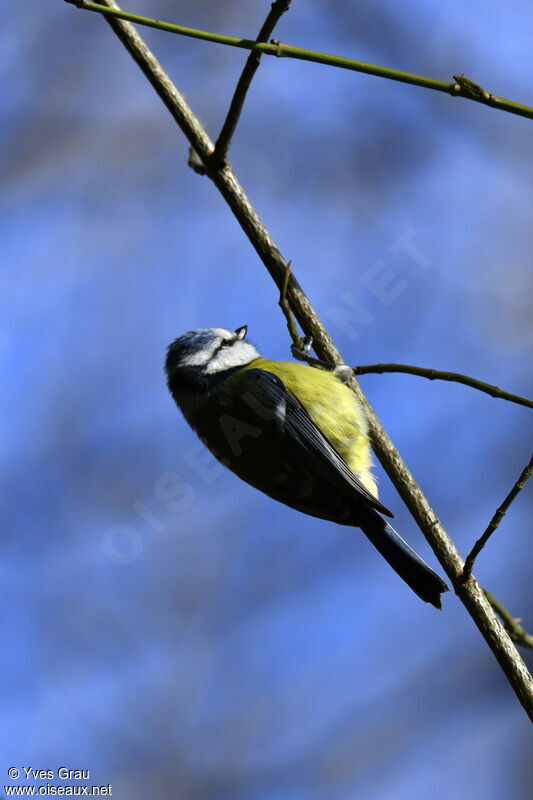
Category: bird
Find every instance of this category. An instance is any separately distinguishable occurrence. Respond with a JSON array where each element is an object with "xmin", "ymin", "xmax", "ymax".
[{"xmin": 165, "ymin": 325, "xmax": 449, "ymax": 608}]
